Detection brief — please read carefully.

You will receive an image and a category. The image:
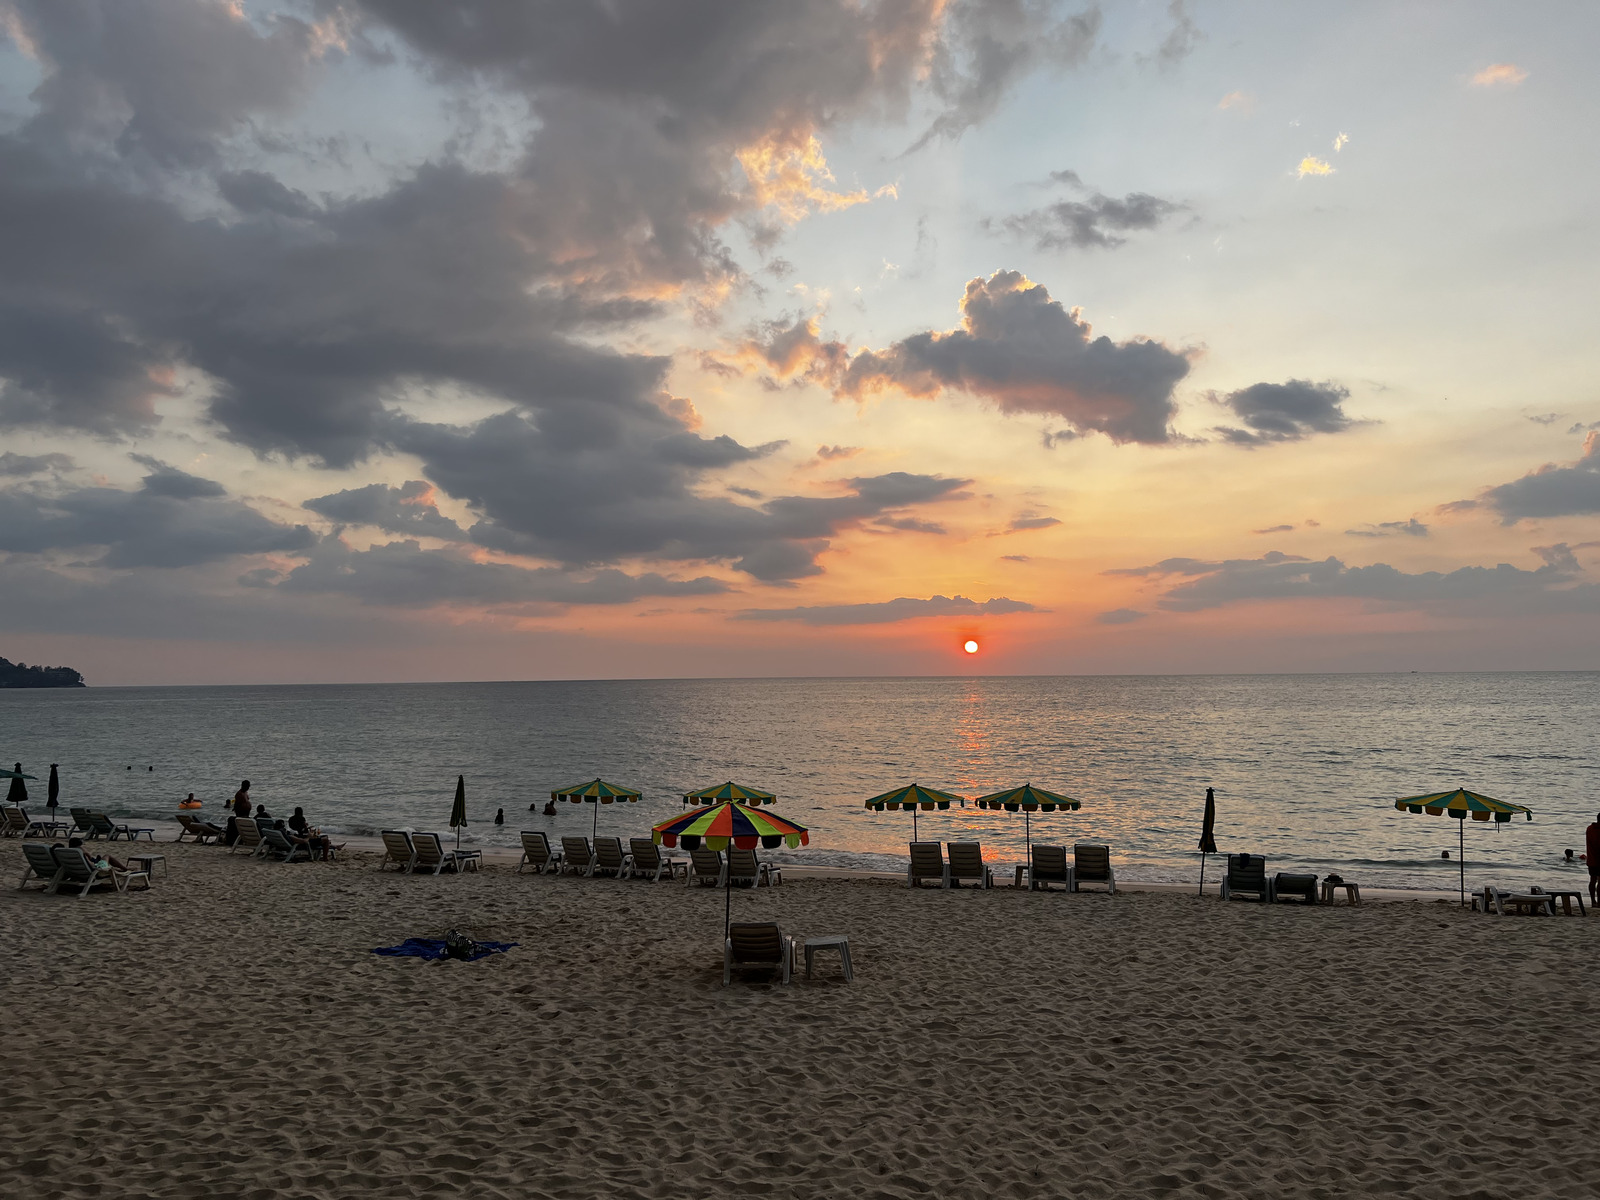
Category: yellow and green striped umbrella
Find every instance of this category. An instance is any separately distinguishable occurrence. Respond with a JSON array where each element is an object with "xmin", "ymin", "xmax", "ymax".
[
  {"xmin": 681, "ymin": 781, "xmax": 777, "ymax": 807},
  {"xmin": 865, "ymin": 783, "xmax": 965, "ymax": 841},
  {"xmin": 551, "ymin": 777, "xmax": 641, "ymax": 839},
  {"xmin": 1394, "ymin": 788, "xmax": 1532, "ymax": 907},
  {"xmin": 974, "ymin": 784, "xmax": 1082, "ymax": 857}
]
